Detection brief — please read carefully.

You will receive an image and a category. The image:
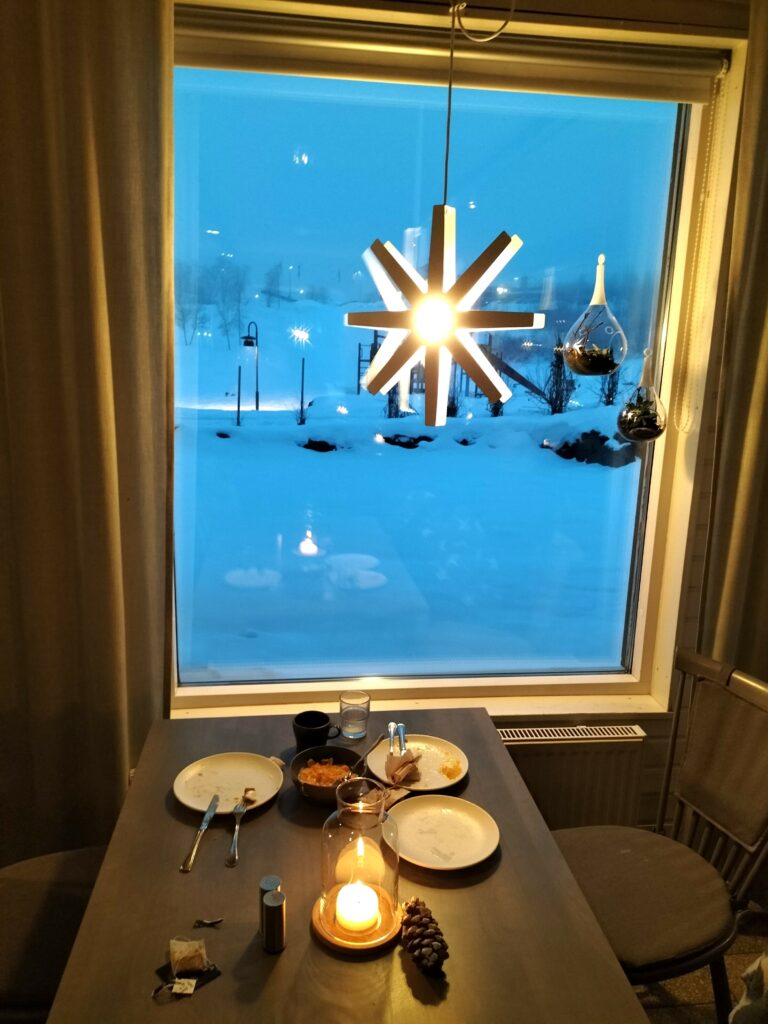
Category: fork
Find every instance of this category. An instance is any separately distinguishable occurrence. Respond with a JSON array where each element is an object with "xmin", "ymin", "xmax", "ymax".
[
  {"xmin": 225, "ymin": 800, "xmax": 247, "ymax": 867},
  {"xmin": 396, "ymin": 722, "xmax": 407, "ymax": 754}
]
